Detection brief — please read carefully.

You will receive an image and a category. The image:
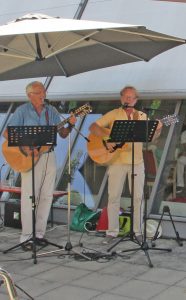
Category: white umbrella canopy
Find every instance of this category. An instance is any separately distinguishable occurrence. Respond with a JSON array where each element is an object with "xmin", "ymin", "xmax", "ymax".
[{"xmin": 0, "ymin": 13, "xmax": 185, "ymax": 80}]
